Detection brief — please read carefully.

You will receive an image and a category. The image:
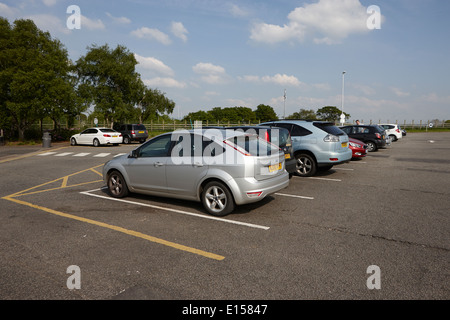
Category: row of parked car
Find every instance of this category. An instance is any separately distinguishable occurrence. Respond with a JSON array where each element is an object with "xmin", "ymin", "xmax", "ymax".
[
  {"xmin": 70, "ymin": 120, "xmax": 404, "ymax": 217},
  {"xmin": 70, "ymin": 124, "xmax": 149, "ymax": 147}
]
